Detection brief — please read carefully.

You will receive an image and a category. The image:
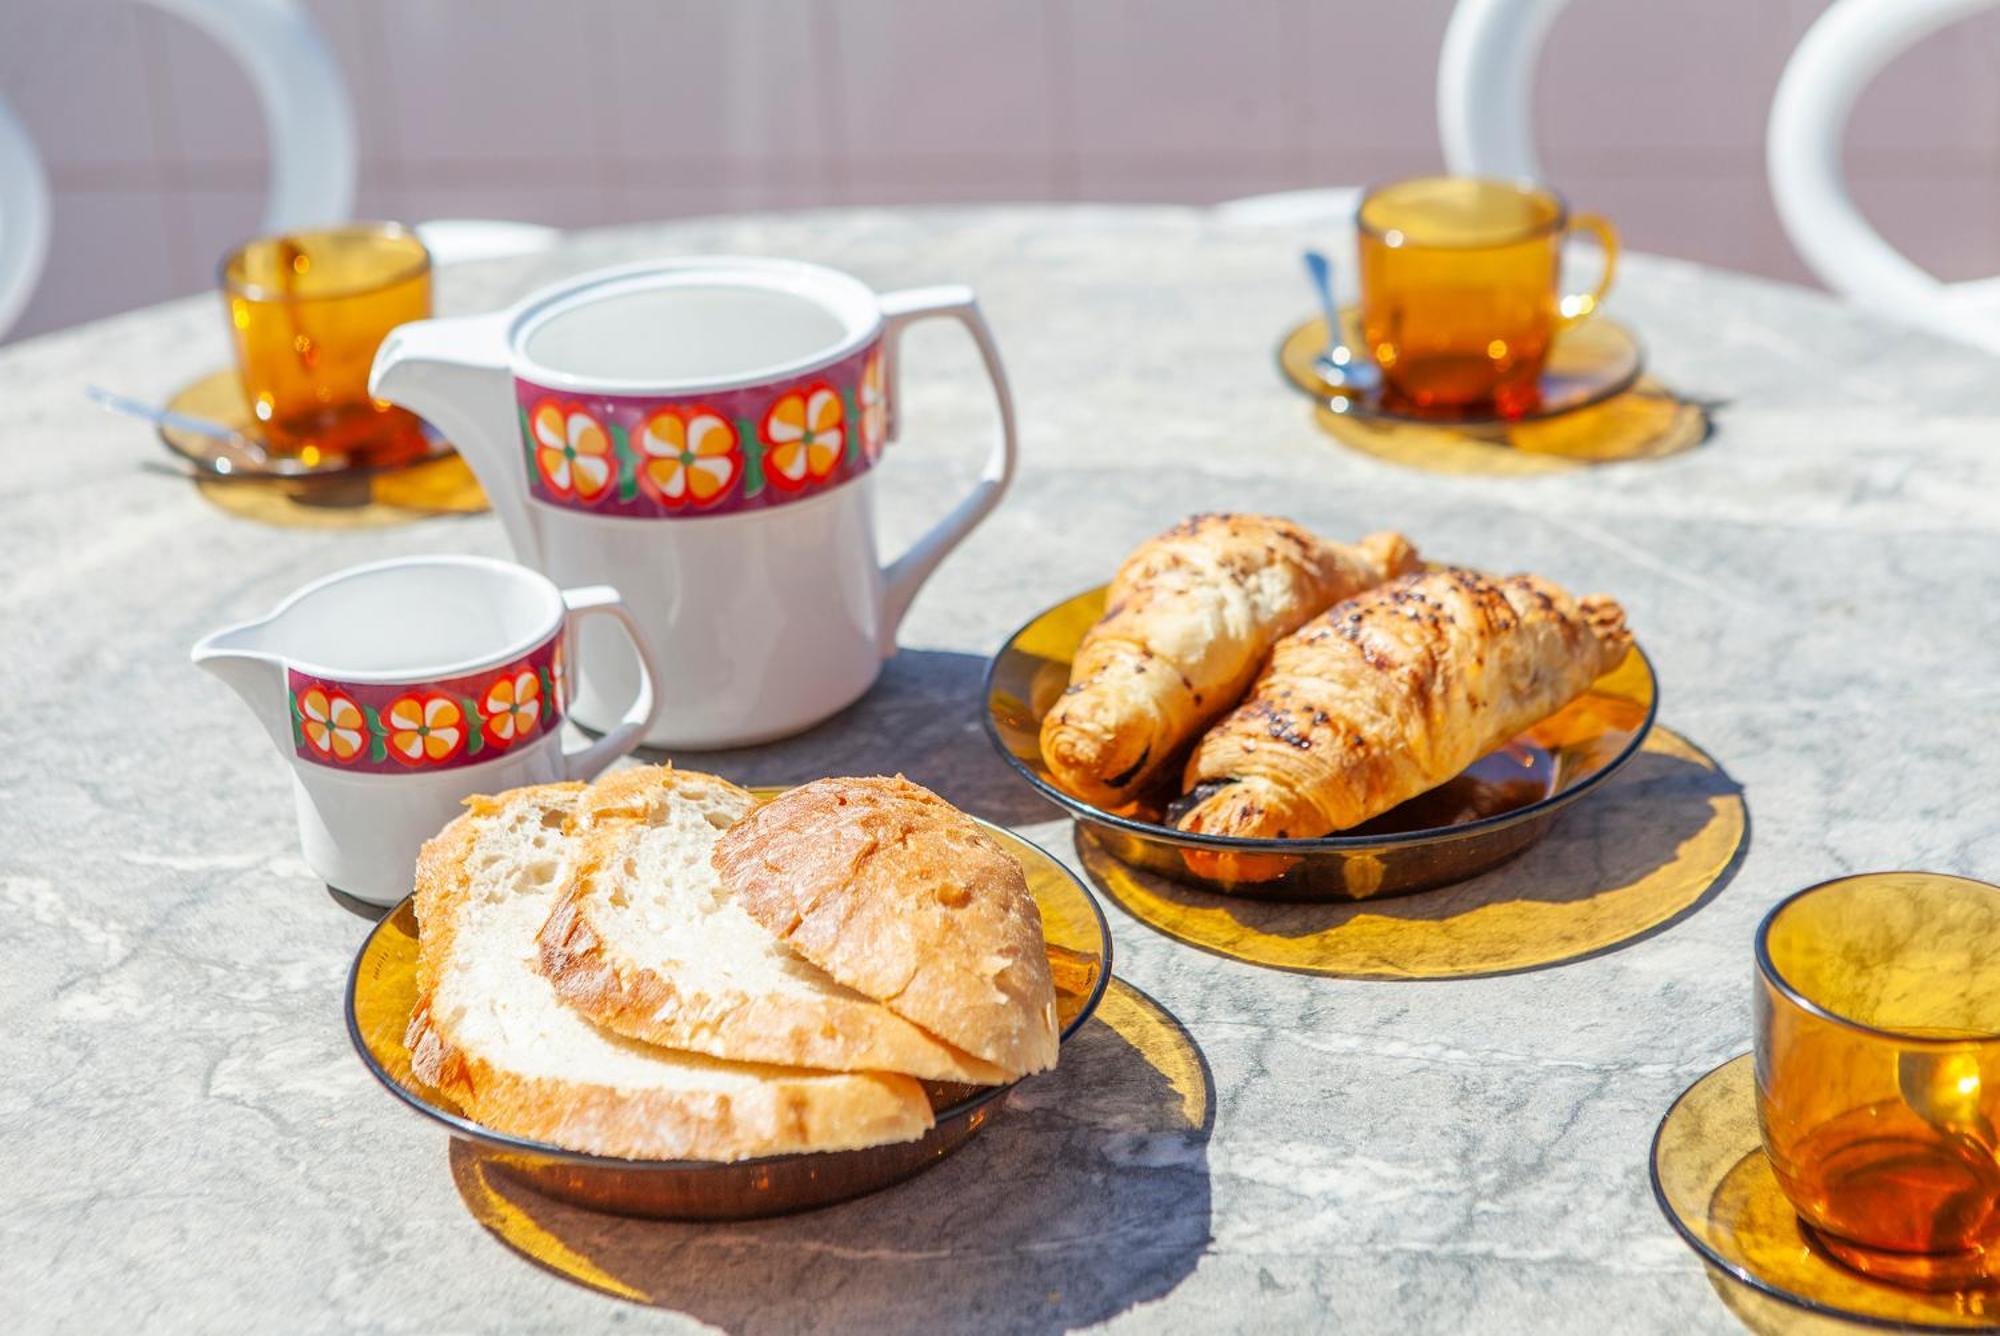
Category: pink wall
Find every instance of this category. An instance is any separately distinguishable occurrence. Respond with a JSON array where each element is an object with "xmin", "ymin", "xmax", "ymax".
[{"xmin": 6, "ymin": 0, "xmax": 2000, "ymax": 341}]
